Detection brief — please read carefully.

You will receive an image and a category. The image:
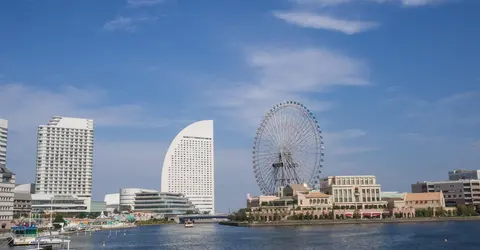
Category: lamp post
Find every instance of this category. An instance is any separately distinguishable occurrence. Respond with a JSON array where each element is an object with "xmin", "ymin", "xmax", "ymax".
[
  {"xmin": 354, "ymin": 187, "xmax": 360, "ymax": 219},
  {"xmin": 49, "ymin": 197, "xmax": 53, "ymax": 229}
]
